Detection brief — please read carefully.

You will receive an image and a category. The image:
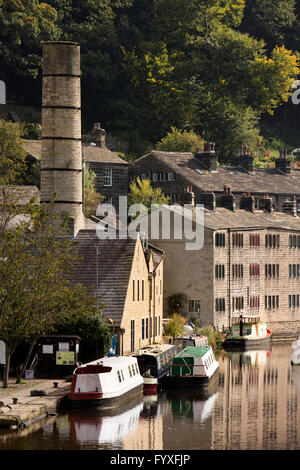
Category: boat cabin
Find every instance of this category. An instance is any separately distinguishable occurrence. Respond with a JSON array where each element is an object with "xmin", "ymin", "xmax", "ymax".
[
  {"xmin": 170, "ymin": 346, "xmax": 218, "ymax": 379},
  {"xmin": 133, "ymin": 344, "xmax": 178, "ymax": 379},
  {"xmin": 229, "ymin": 316, "xmax": 267, "ymax": 338},
  {"xmin": 174, "ymin": 335, "xmax": 209, "ymax": 352}
]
